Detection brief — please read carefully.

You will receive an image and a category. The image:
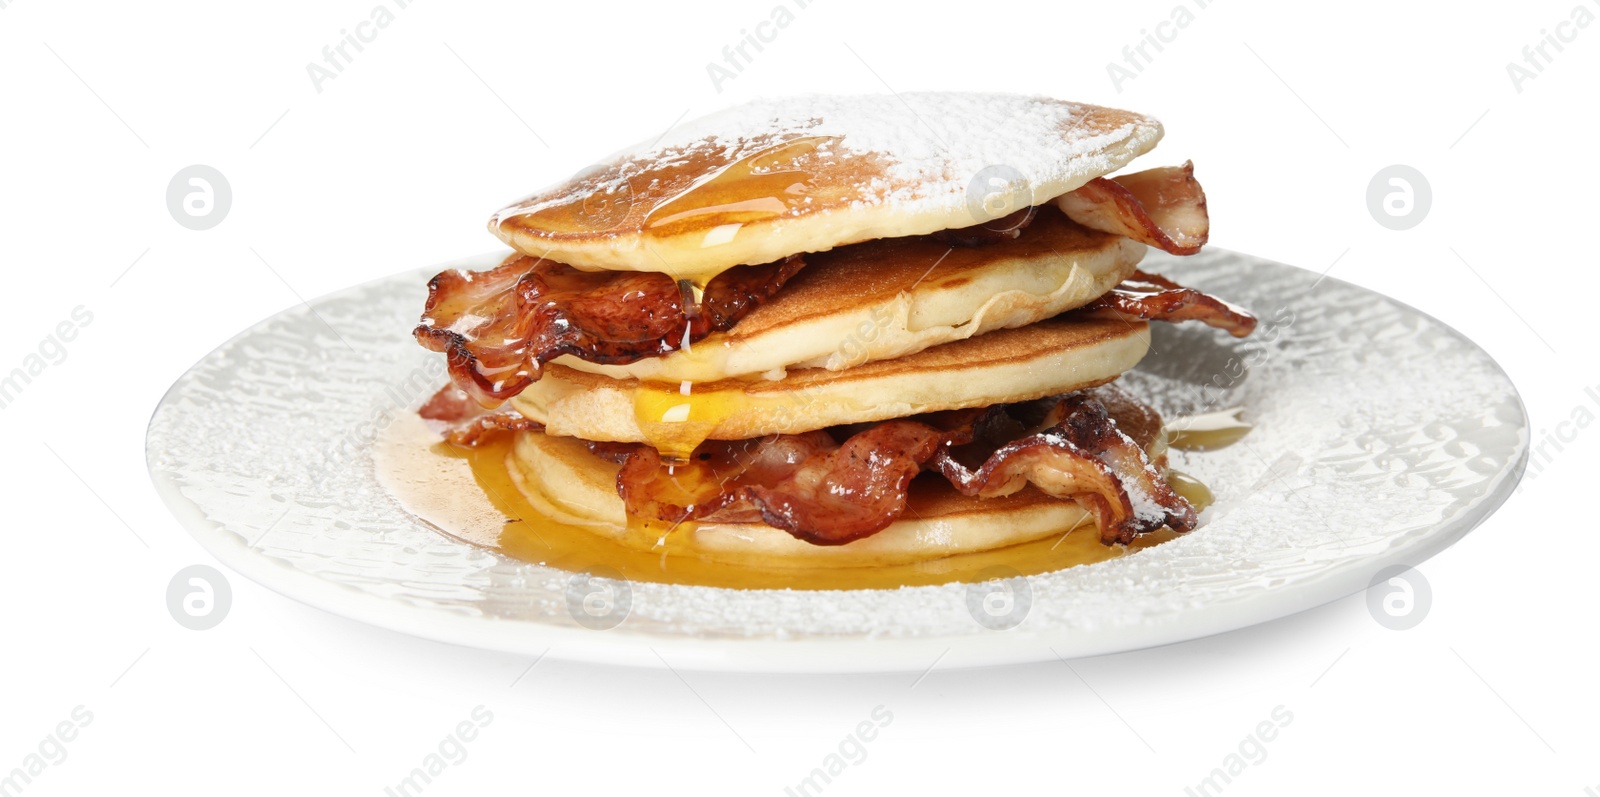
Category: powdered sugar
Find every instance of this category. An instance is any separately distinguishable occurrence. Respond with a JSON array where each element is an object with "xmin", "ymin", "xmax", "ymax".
[
  {"xmin": 498, "ymin": 93, "xmax": 1162, "ymax": 228},
  {"xmin": 653, "ymin": 92, "xmax": 1159, "ymax": 207}
]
